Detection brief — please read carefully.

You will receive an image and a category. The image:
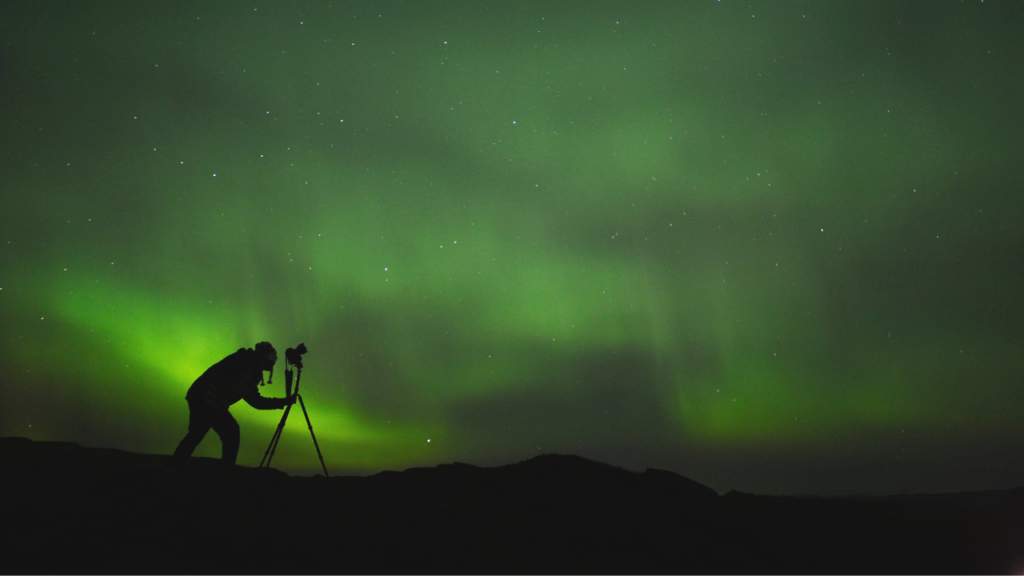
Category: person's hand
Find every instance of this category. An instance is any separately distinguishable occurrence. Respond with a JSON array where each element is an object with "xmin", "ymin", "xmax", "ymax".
[{"xmin": 287, "ymin": 394, "xmax": 298, "ymax": 406}]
